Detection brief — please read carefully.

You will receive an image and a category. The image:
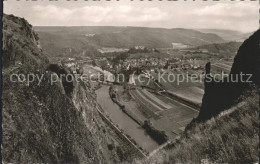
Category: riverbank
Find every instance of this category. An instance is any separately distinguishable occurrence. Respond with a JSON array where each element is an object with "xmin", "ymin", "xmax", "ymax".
[
  {"xmin": 109, "ymin": 85, "xmax": 169, "ymax": 145},
  {"xmin": 96, "ymin": 85, "xmax": 159, "ymax": 153},
  {"xmin": 109, "ymin": 86, "xmax": 144, "ymax": 126},
  {"xmin": 94, "ymin": 101, "xmax": 148, "ymax": 158}
]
